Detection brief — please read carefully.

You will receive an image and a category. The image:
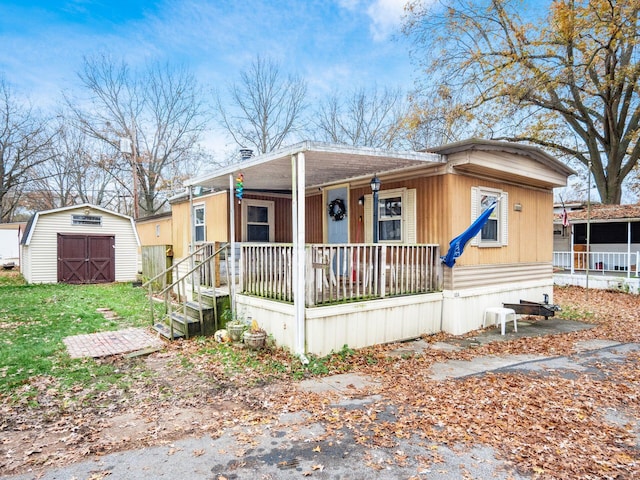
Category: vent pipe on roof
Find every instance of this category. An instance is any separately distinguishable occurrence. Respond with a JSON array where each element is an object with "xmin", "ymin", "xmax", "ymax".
[{"xmin": 239, "ymin": 148, "xmax": 253, "ymax": 160}]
